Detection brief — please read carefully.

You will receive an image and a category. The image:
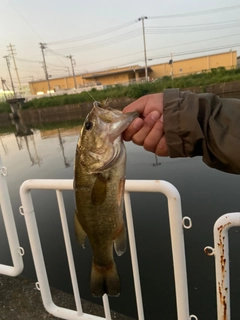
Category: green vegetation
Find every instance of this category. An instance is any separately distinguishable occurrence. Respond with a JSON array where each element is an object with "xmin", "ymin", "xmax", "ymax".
[
  {"xmin": 0, "ymin": 126, "xmax": 15, "ymax": 134},
  {"xmin": 1, "ymin": 67, "xmax": 240, "ymax": 111},
  {"xmin": 0, "ymin": 101, "xmax": 11, "ymax": 113}
]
